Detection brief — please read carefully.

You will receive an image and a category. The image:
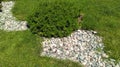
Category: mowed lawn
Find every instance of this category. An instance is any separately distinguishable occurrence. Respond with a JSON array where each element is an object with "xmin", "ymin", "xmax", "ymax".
[{"xmin": 12, "ymin": 0, "xmax": 120, "ymax": 62}]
